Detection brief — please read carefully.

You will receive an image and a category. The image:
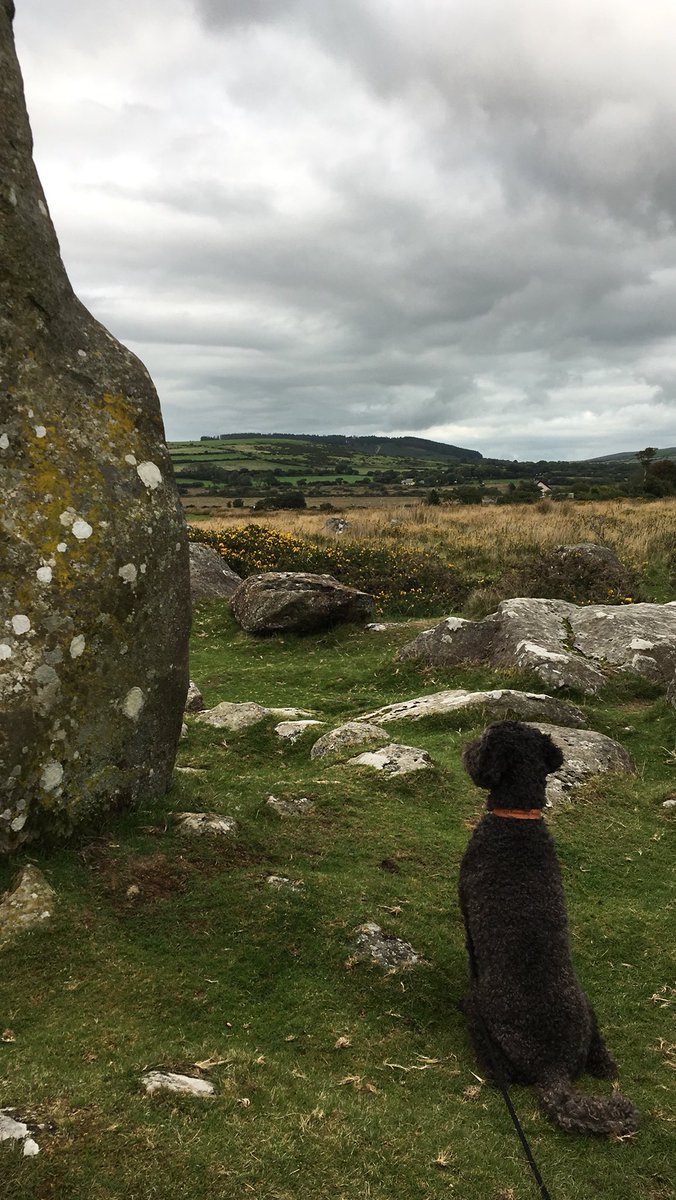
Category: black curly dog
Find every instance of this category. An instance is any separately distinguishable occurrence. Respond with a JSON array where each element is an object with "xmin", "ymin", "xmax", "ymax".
[{"xmin": 459, "ymin": 720, "xmax": 638, "ymax": 1136}]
